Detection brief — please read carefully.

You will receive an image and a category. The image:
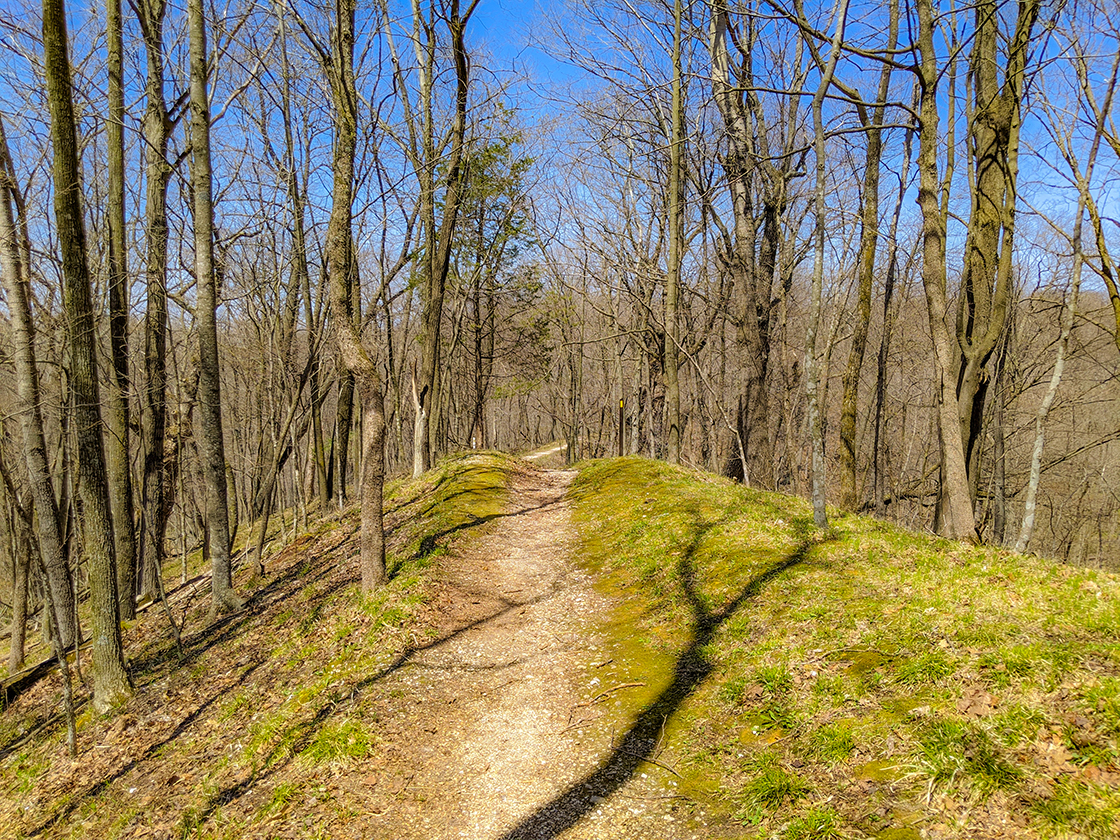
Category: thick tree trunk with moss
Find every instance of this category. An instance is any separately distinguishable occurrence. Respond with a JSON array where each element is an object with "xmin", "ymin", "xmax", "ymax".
[
  {"xmin": 42, "ymin": 0, "xmax": 132, "ymax": 710},
  {"xmin": 954, "ymin": 0, "xmax": 1038, "ymax": 501},
  {"xmin": 189, "ymin": 0, "xmax": 242, "ymax": 613},
  {"xmin": 709, "ymin": 0, "xmax": 801, "ymax": 489},
  {"xmin": 914, "ymin": 0, "xmax": 976, "ymax": 542},
  {"xmin": 914, "ymin": 0, "xmax": 1037, "ymax": 540}
]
